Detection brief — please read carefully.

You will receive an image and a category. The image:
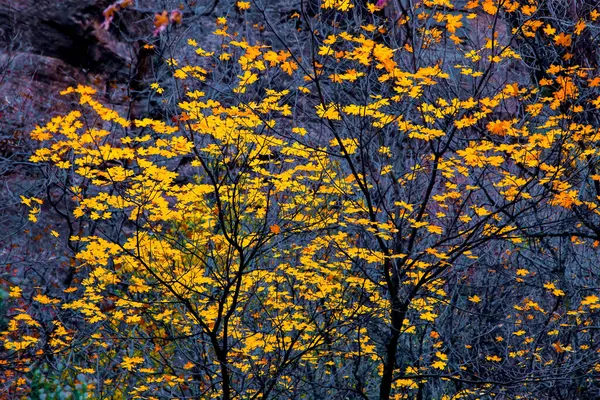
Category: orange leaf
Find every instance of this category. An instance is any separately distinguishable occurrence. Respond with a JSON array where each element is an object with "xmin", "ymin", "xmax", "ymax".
[
  {"xmin": 183, "ymin": 361, "xmax": 195, "ymax": 370},
  {"xmin": 153, "ymin": 11, "xmax": 169, "ymax": 35},
  {"xmin": 170, "ymin": 10, "xmax": 183, "ymax": 25},
  {"xmin": 554, "ymin": 32, "xmax": 572, "ymax": 47}
]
